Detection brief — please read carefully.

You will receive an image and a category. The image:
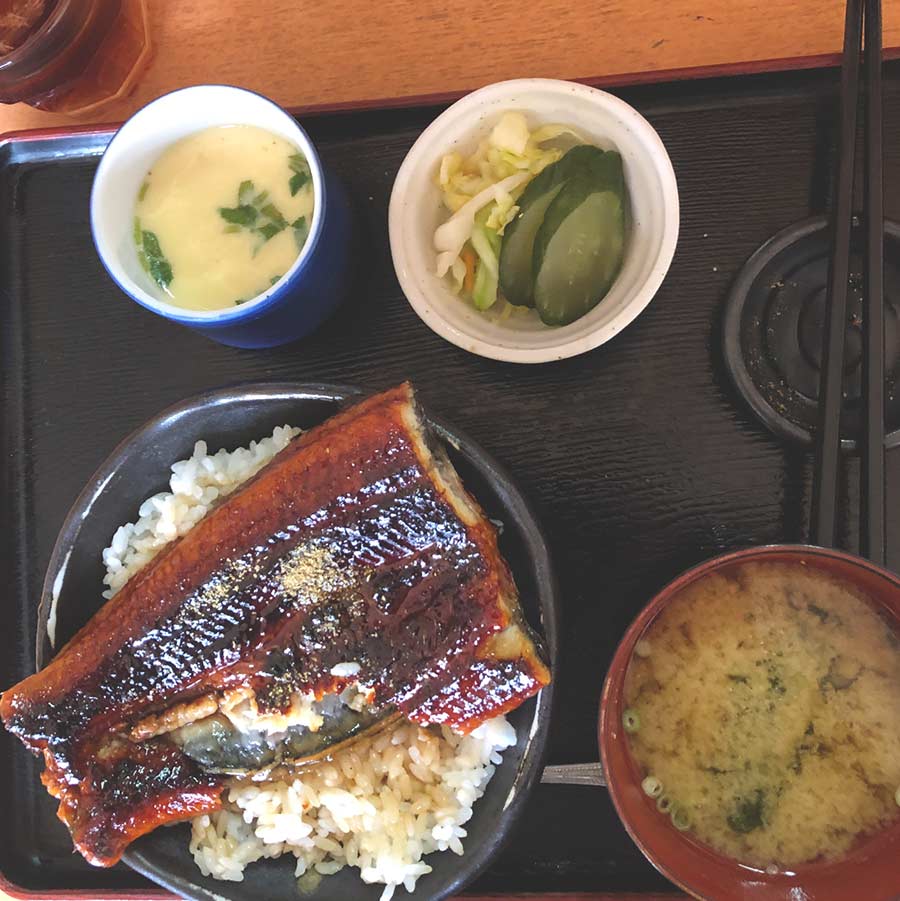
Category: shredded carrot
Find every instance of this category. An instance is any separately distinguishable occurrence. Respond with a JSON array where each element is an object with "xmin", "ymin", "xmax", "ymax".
[{"xmin": 461, "ymin": 244, "xmax": 477, "ymax": 294}]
